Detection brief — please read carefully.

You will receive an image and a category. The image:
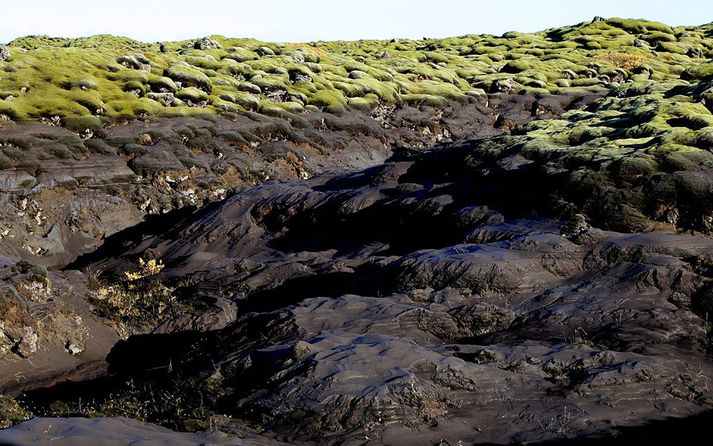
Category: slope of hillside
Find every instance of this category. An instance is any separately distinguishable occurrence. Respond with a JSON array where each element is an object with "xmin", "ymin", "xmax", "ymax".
[{"xmin": 1, "ymin": 16, "xmax": 713, "ymax": 445}]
